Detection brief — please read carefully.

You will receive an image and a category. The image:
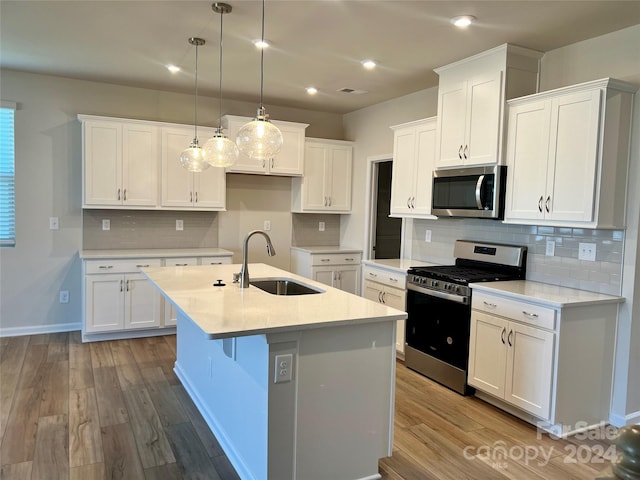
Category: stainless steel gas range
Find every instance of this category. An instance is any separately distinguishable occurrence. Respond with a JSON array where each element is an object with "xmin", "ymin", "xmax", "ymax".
[{"xmin": 405, "ymin": 240, "xmax": 527, "ymax": 395}]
